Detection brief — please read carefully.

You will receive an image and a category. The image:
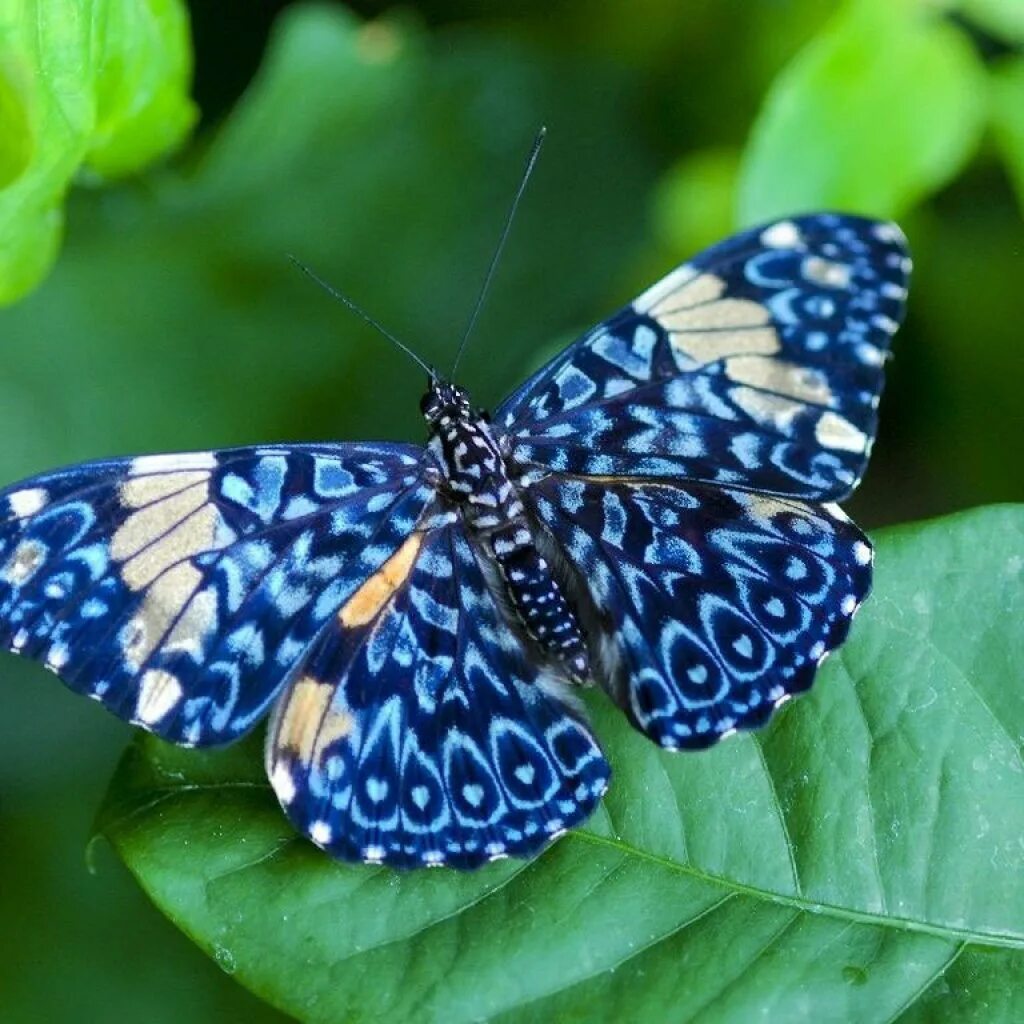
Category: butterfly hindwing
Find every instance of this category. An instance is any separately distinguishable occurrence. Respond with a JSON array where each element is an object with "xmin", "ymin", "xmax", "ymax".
[
  {"xmin": 0, "ymin": 443, "xmax": 434, "ymax": 745},
  {"xmin": 266, "ymin": 523, "xmax": 610, "ymax": 868},
  {"xmin": 528, "ymin": 475, "xmax": 872, "ymax": 748},
  {"xmin": 500, "ymin": 214, "xmax": 910, "ymax": 501}
]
